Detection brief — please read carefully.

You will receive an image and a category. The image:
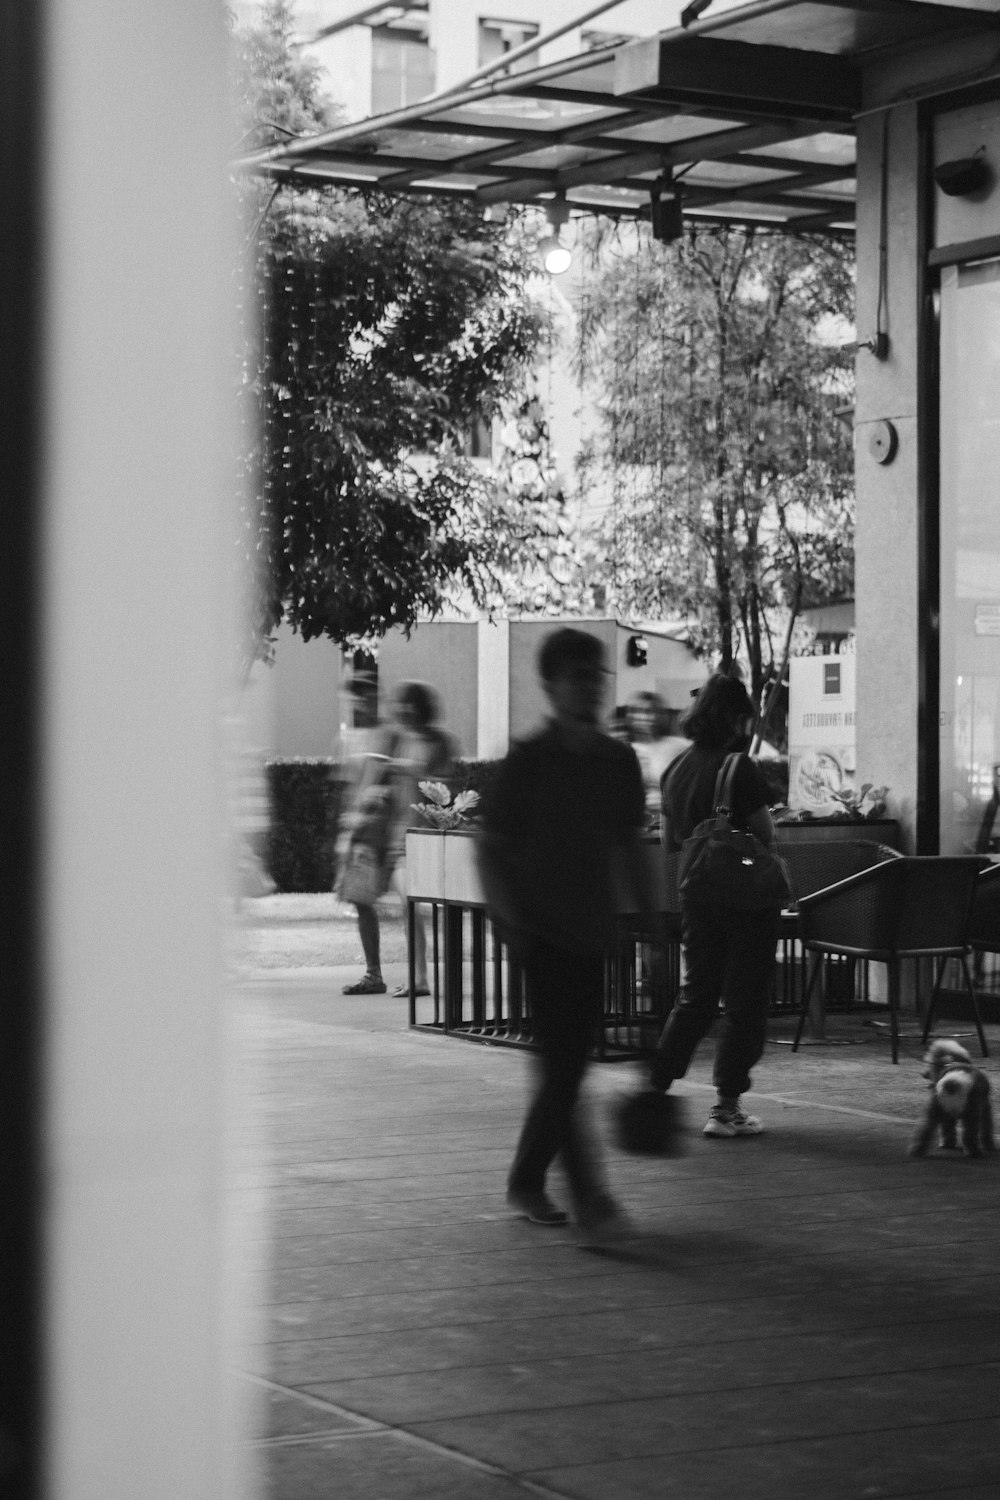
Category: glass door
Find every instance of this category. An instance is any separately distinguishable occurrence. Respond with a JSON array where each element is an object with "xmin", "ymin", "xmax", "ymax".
[{"xmin": 938, "ymin": 259, "xmax": 1000, "ymax": 854}]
